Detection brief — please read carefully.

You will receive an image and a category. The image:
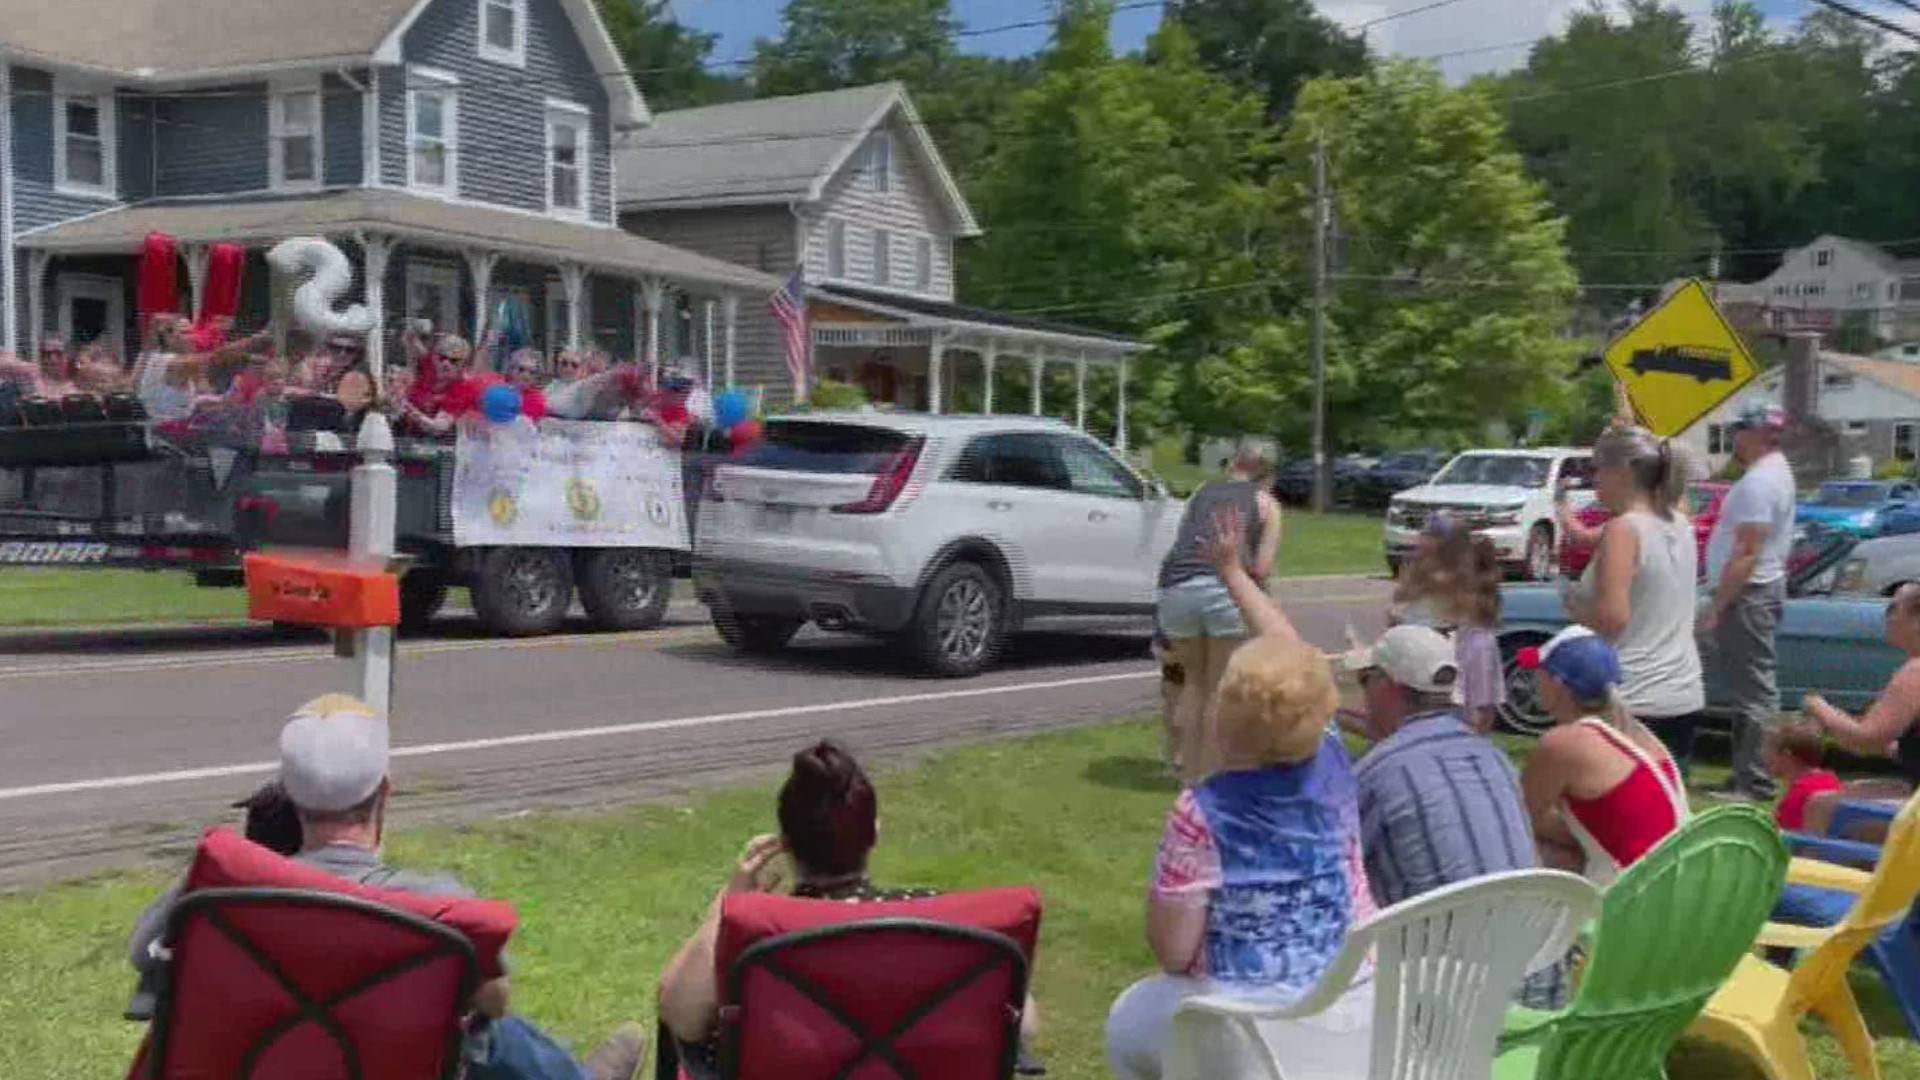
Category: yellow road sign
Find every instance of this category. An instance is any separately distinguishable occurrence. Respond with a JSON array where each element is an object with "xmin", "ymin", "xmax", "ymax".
[{"xmin": 1603, "ymin": 279, "xmax": 1759, "ymax": 438}]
